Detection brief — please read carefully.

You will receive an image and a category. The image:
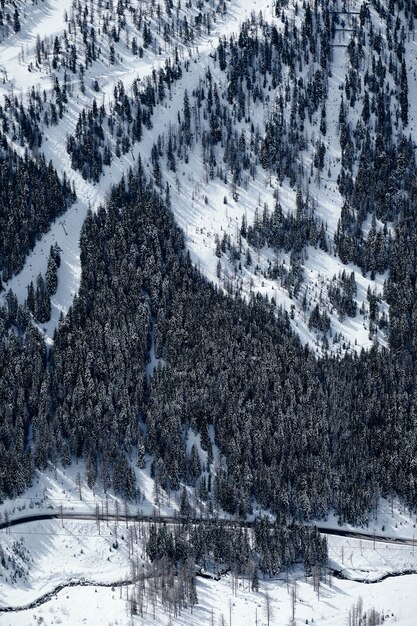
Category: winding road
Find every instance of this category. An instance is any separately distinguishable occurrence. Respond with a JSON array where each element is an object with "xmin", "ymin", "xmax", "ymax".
[
  {"xmin": 1, "ymin": 511, "xmax": 416, "ymax": 613},
  {"xmin": 1, "ymin": 510, "xmax": 416, "ymax": 546},
  {"xmin": 0, "ymin": 511, "xmax": 417, "ymax": 614}
]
